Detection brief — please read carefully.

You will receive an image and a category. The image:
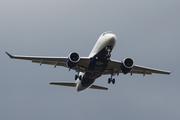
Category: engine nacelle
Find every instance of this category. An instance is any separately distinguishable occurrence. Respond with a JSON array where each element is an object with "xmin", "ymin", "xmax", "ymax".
[
  {"xmin": 66, "ymin": 52, "xmax": 80, "ymax": 69},
  {"xmin": 121, "ymin": 58, "xmax": 134, "ymax": 74}
]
